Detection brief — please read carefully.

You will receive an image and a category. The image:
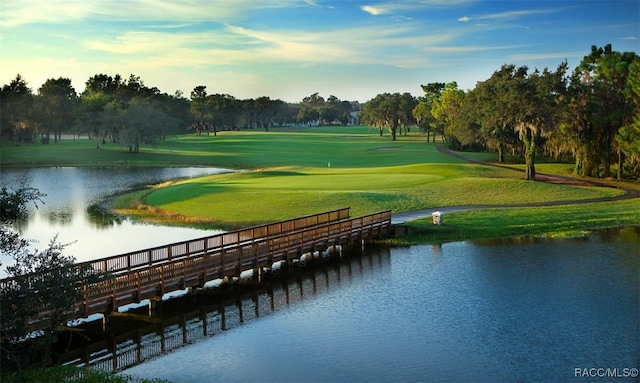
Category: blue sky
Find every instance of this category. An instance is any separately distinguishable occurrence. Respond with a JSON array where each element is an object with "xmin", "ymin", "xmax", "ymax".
[{"xmin": 1, "ymin": 0, "xmax": 638, "ymax": 102}]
